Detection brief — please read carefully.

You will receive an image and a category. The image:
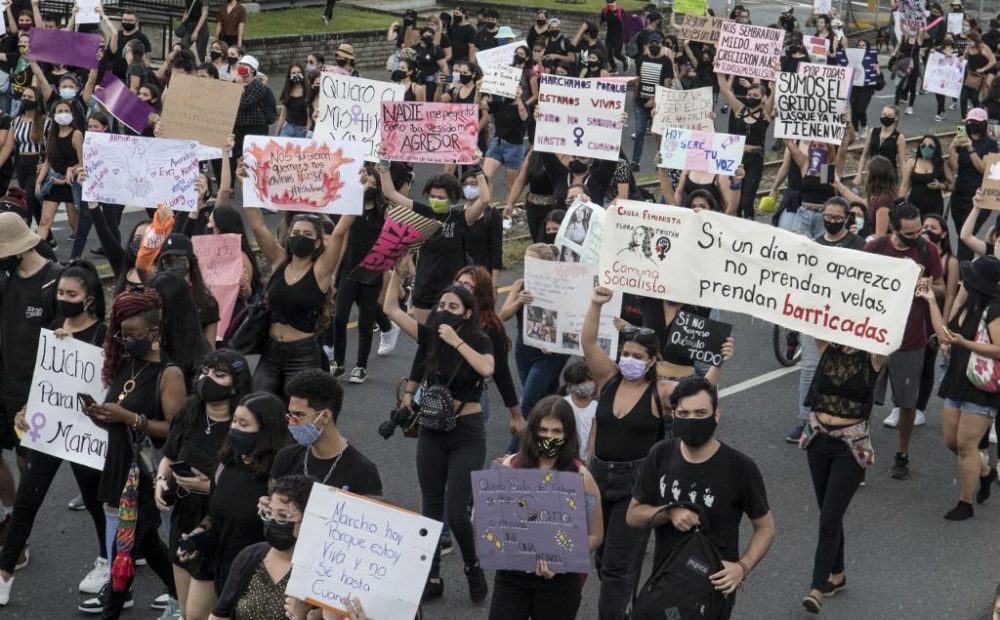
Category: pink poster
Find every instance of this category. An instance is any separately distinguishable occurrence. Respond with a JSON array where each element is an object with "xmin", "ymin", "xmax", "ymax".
[
  {"xmin": 192, "ymin": 233, "xmax": 243, "ymax": 337},
  {"xmin": 349, "ymin": 205, "xmax": 441, "ymax": 283},
  {"xmin": 380, "ymin": 102, "xmax": 478, "ymax": 164}
]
